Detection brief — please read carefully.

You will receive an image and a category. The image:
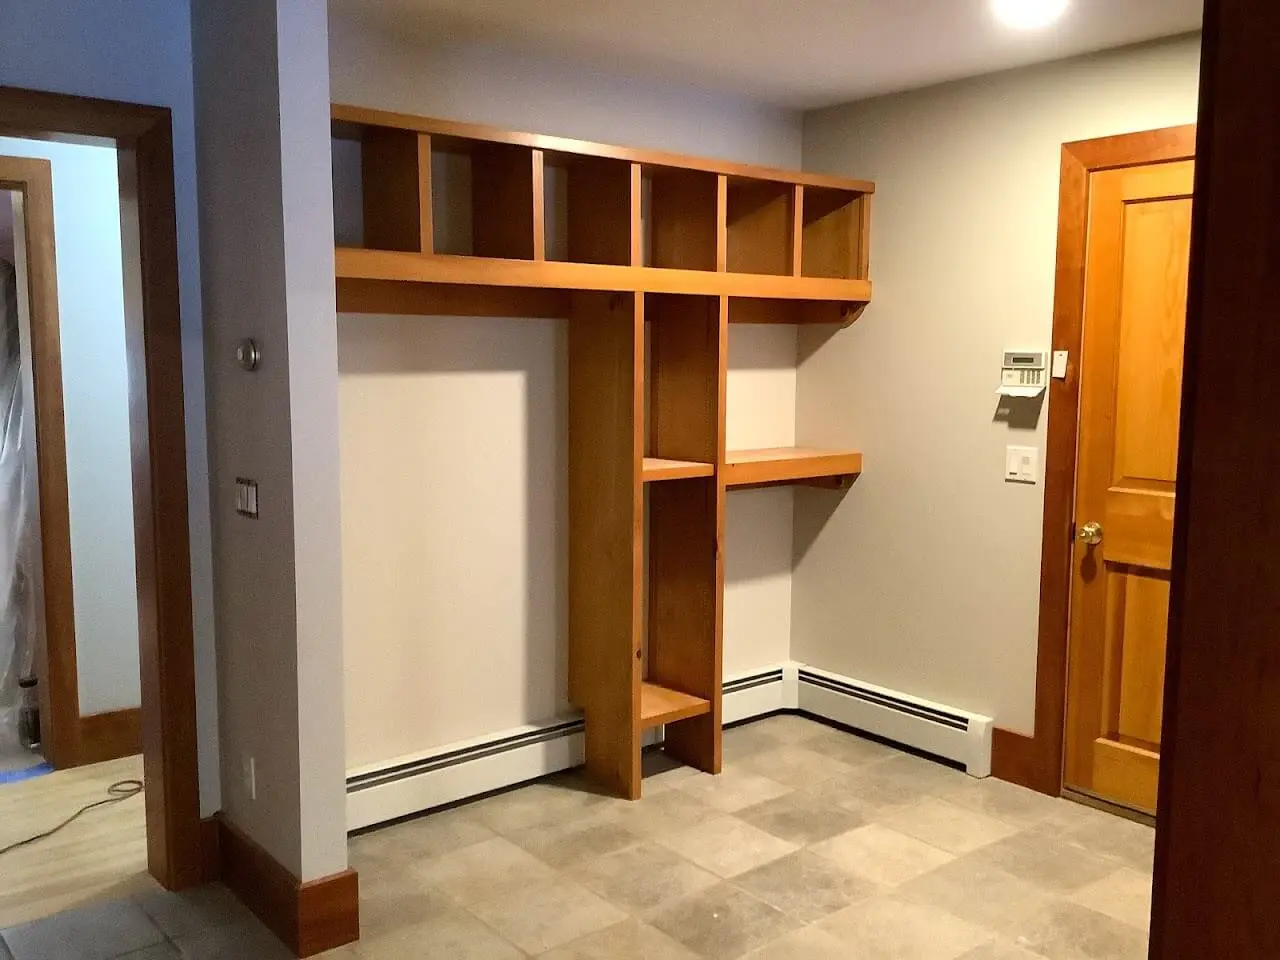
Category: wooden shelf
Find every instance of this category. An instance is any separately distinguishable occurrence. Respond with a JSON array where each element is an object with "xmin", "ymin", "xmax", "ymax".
[
  {"xmin": 642, "ymin": 457, "xmax": 715, "ymax": 482},
  {"xmin": 724, "ymin": 447, "xmax": 864, "ymax": 488},
  {"xmin": 640, "ymin": 682, "xmax": 711, "ymax": 729},
  {"xmin": 336, "ymin": 249, "xmax": 872, "ymax": 305}
]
